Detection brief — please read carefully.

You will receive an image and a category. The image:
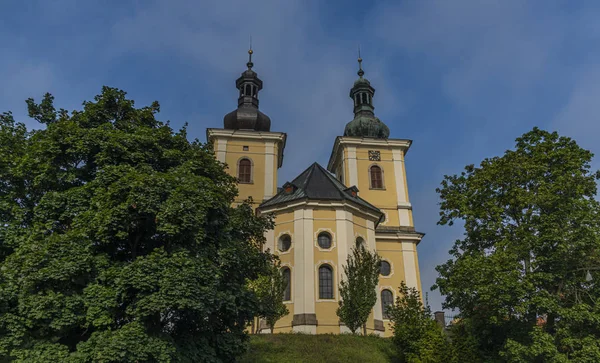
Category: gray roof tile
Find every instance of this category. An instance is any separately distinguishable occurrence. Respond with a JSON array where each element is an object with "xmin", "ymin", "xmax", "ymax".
[{"xmin": 258, "ymin": 162, "xmax": 383, "ymax": 220}]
